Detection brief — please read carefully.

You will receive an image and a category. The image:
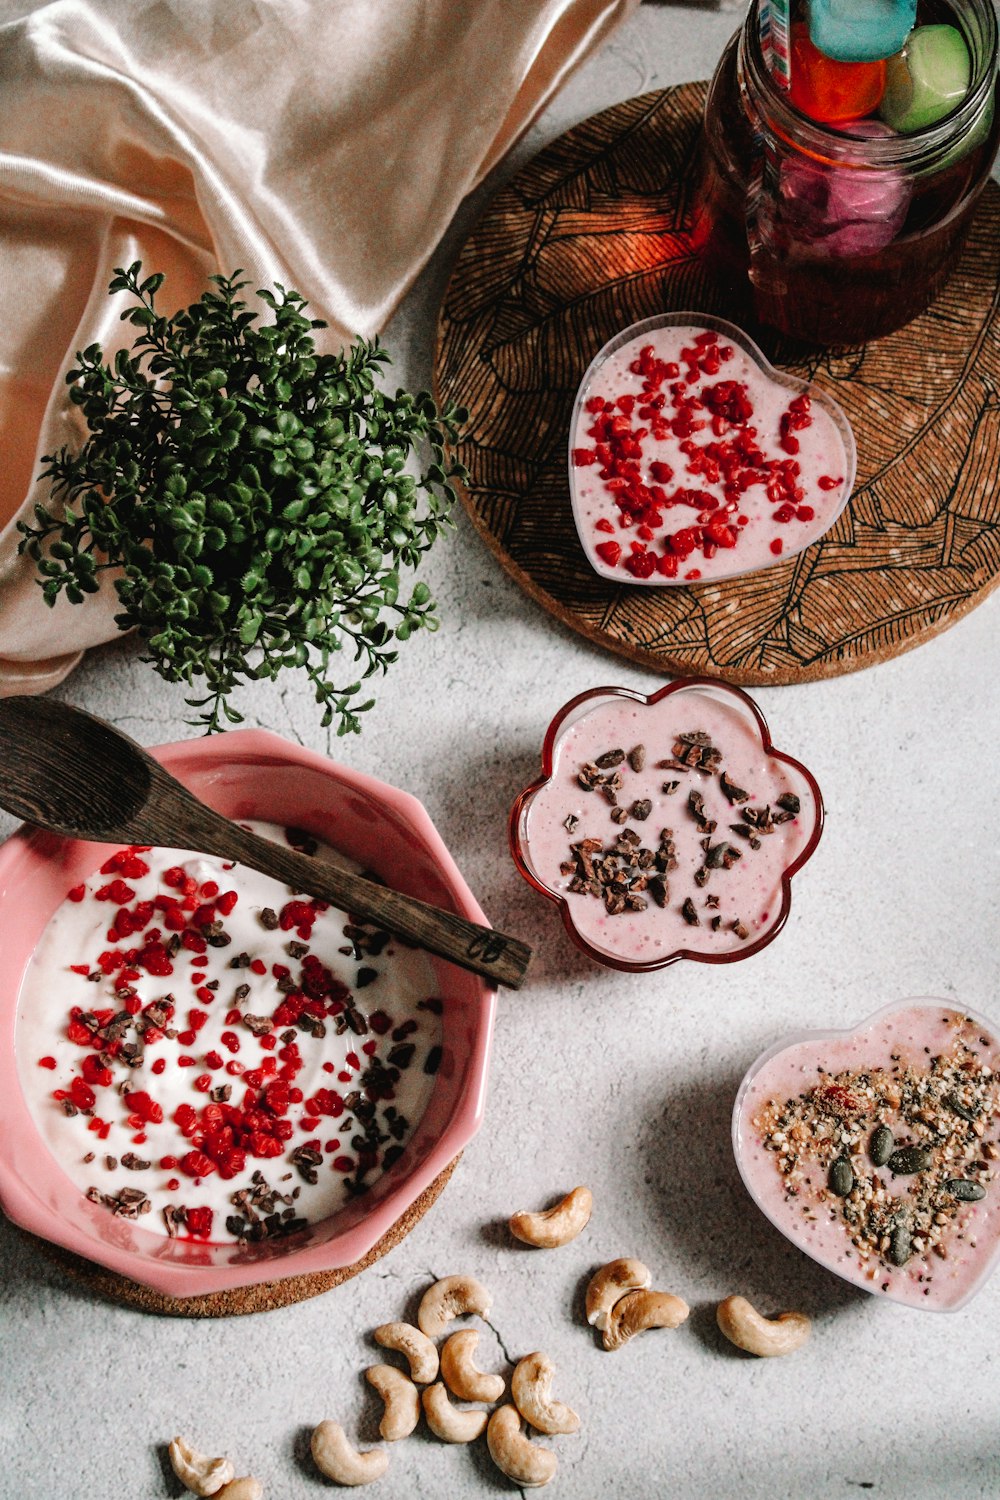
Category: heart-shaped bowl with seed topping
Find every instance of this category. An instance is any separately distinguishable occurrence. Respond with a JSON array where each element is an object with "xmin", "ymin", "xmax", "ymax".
[
  {"xmin": 569, "ymin": 311, "xmax": 856, "ymax": 586},
  {"xmin": 0, "ymin": 729, "xmax": 496, "ymax": 1299},
  {"xmin": 733, "ymin": 999, "xmax": 1000, "ymax": 1310},
  {"xmin": 509, "ymin": 678, "xmax": 823, "ymax": 972}
]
